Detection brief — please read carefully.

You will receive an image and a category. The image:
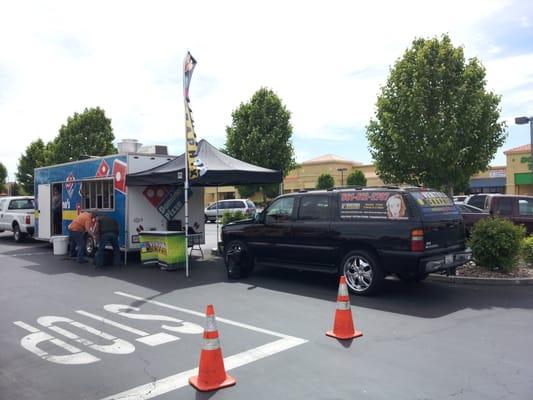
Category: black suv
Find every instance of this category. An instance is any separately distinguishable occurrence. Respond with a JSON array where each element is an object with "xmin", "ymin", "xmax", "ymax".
[{"xmin": 220, "ymin": 187, "xmax": 471, "ymax": 295}]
